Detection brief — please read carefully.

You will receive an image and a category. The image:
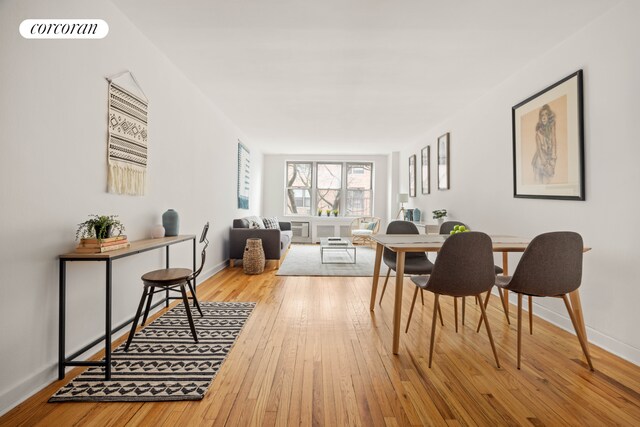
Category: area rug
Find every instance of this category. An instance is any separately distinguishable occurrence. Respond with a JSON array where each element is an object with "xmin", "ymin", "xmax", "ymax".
[
  {"xmin": 50, "ymin": 302, "xmax": 255, "ymax": 402},
  {"xmin": 276, "ymin": 244, "xmax": 399, "ymax": 277}
]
